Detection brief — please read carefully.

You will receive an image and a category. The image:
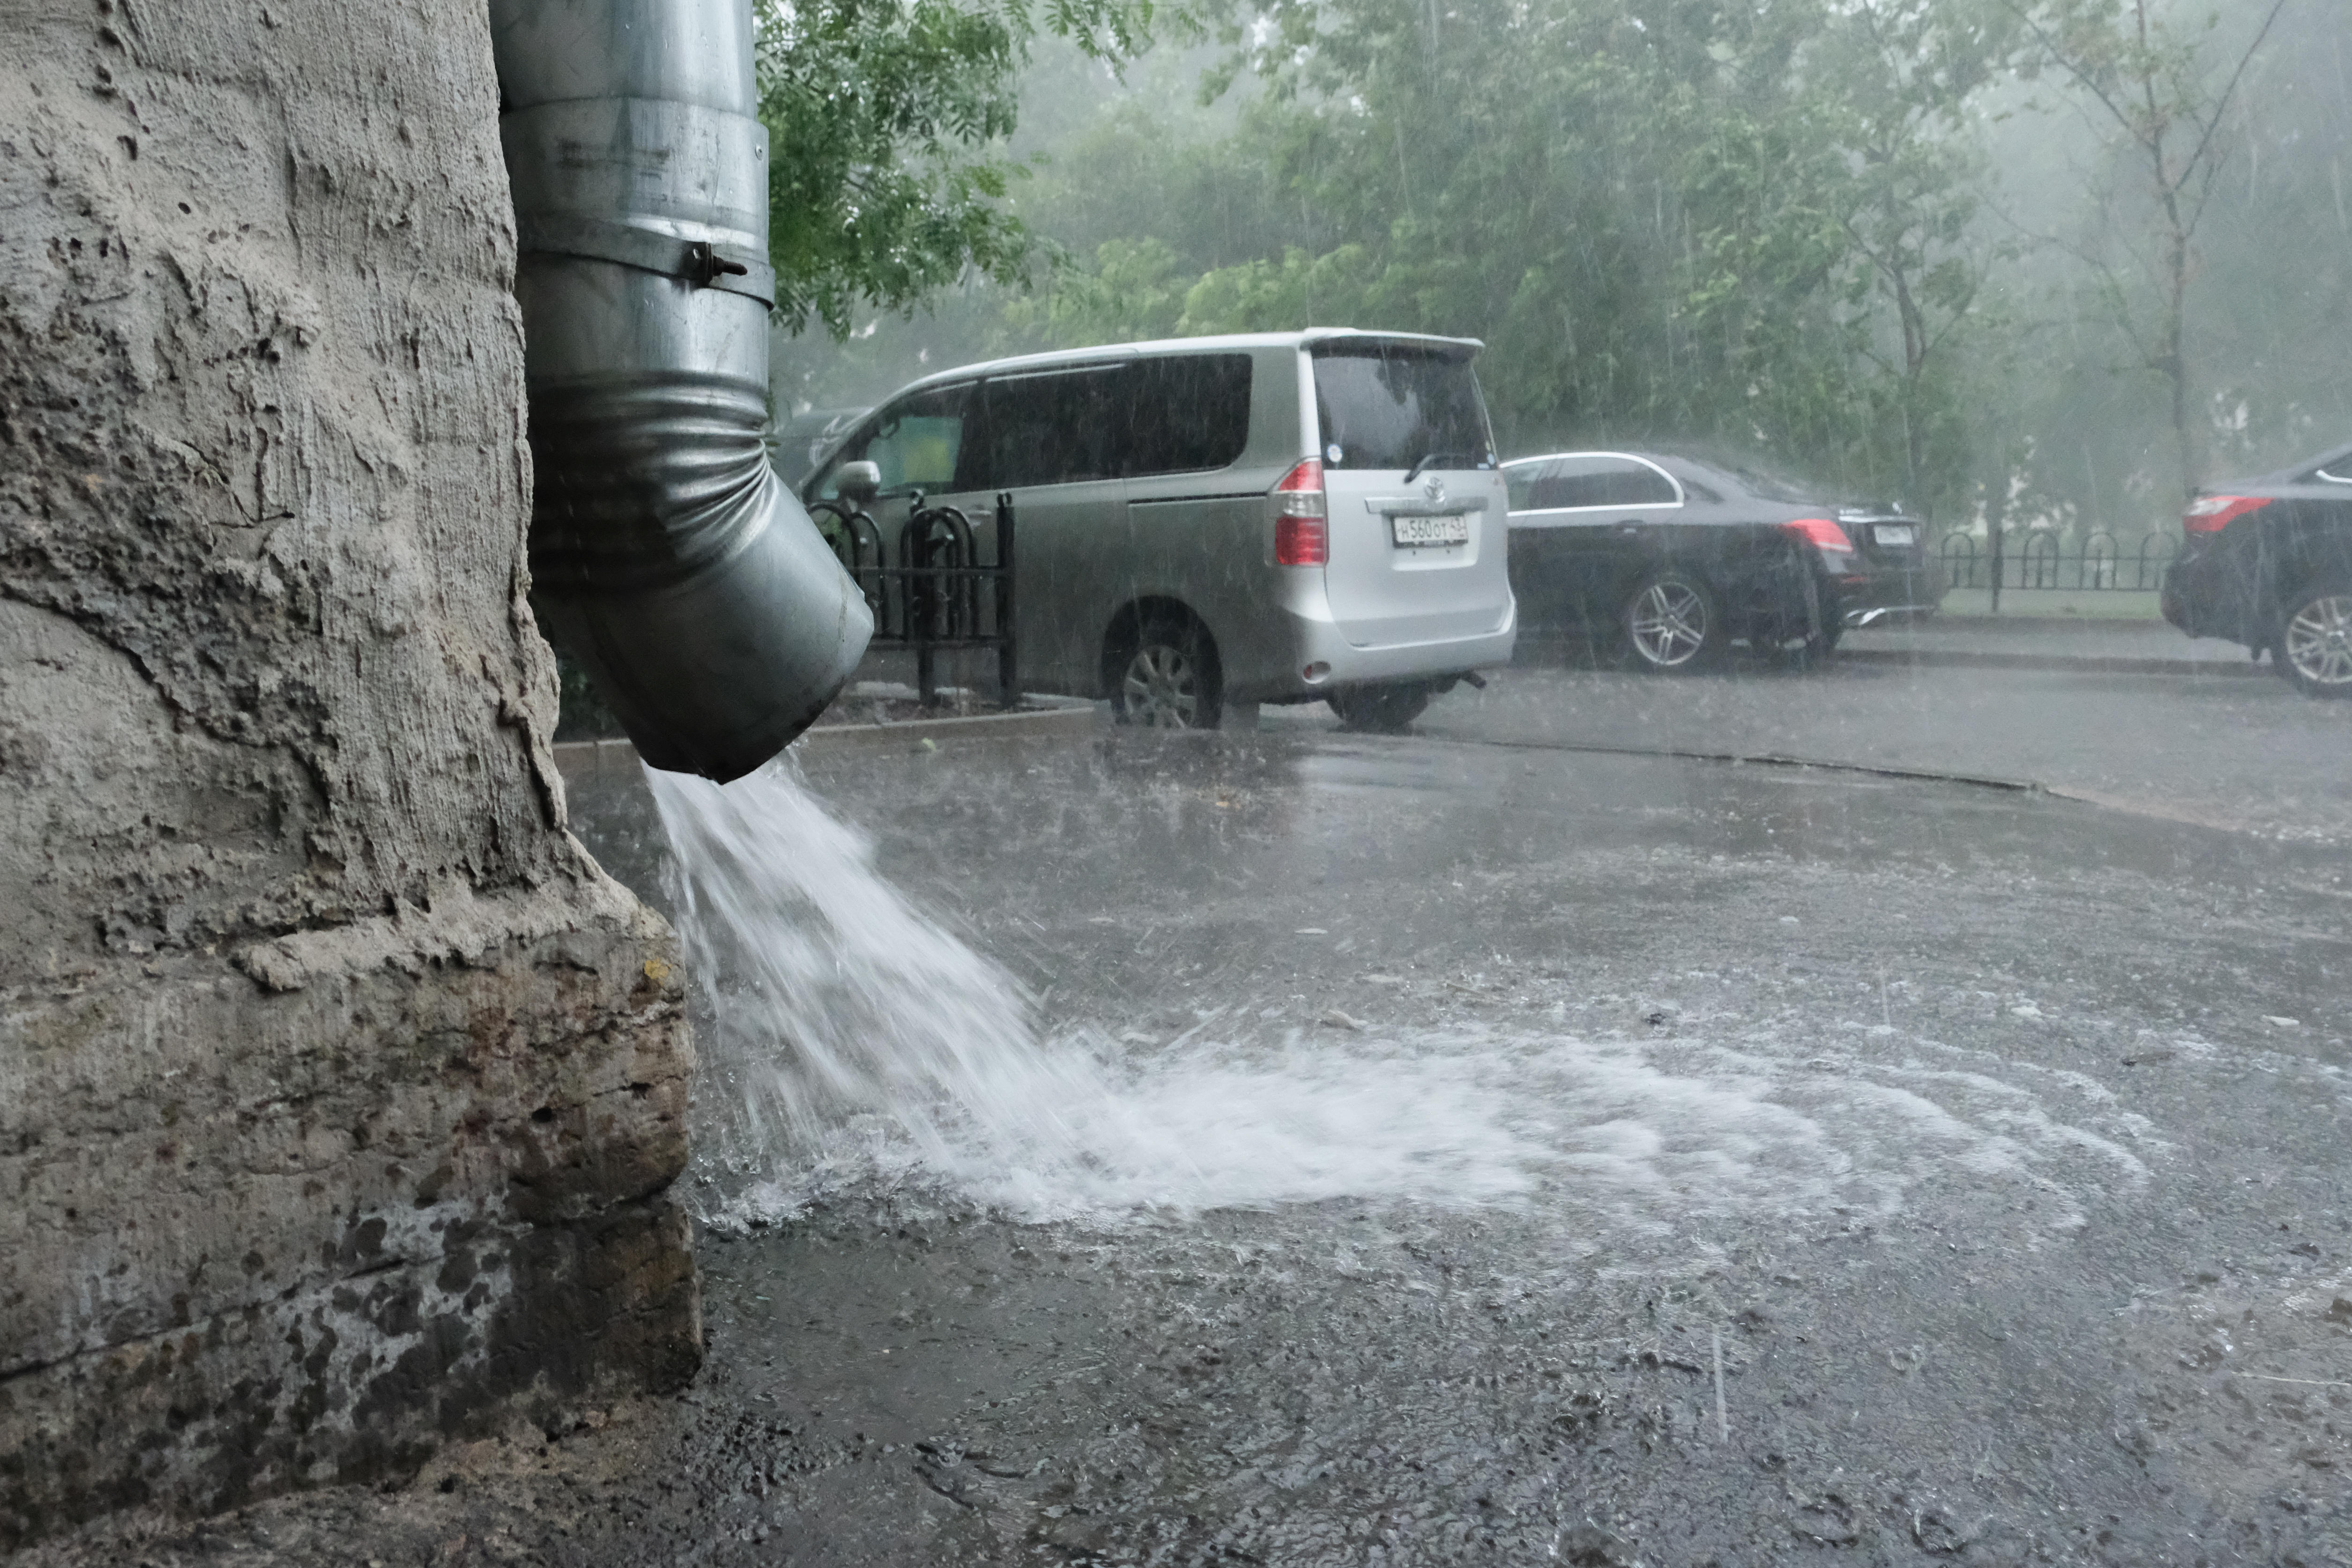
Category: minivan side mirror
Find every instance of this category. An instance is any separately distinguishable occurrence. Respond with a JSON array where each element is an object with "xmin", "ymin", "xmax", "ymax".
[{"xmin": 836, "ymin": 460, "xmax": 883, "ymax": 505}]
